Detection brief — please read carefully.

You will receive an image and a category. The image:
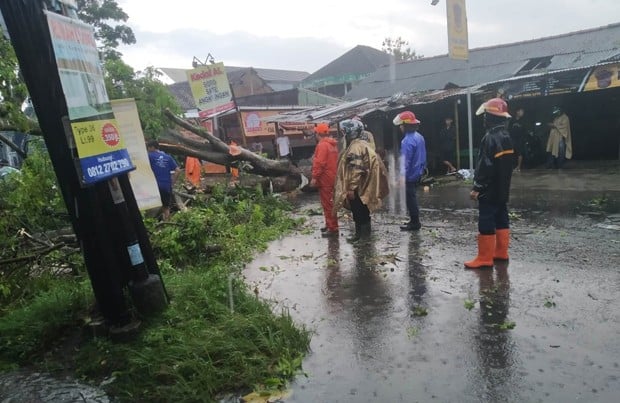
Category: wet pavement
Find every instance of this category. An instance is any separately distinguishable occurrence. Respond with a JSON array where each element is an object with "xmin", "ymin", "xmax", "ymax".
[{"xmin": 244, "ymin": 164, "xmax": 620, "ymax": 403}]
